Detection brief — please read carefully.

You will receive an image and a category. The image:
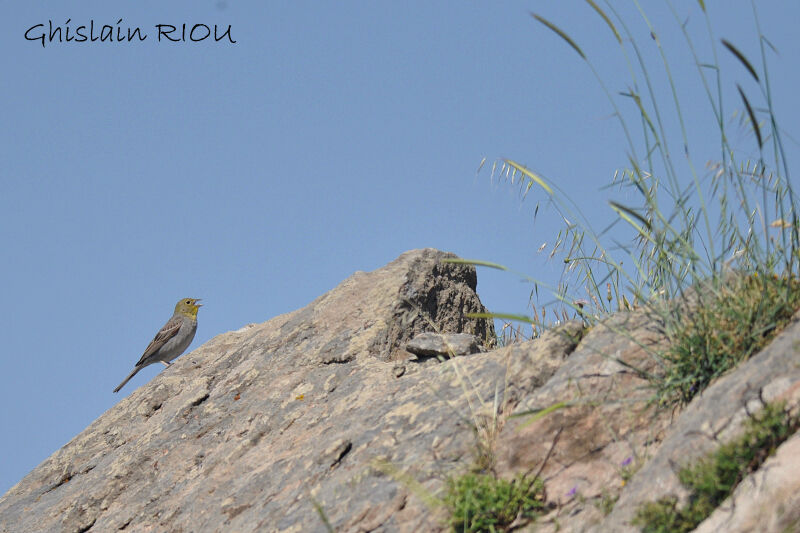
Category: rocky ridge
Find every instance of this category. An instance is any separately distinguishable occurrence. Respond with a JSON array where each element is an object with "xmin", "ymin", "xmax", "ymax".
[{"xmin": 1, "ymin": 248, "xmax": 799, "ymax": 533}]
